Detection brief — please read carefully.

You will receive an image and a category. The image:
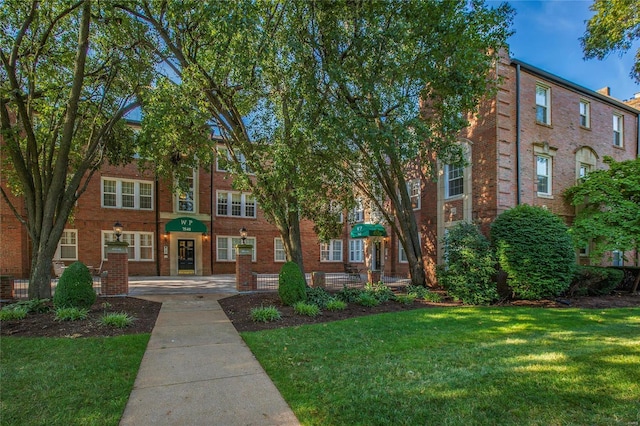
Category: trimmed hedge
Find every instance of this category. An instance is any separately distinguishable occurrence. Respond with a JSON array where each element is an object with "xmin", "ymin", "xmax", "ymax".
[
  {"xmin": 53, "ymin": 262, "xmax": 96, "ymax": 309},
  {"xmin": 278, "ymin": 262, "xmax": 307, "ymax": 306},
  {"xmin": 491, "ymin": 205, "xmax": 575, "ymax": 300},
  {"xmin": 568, "ymin": 266, "xmax": 624, "ymax": 296}
]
